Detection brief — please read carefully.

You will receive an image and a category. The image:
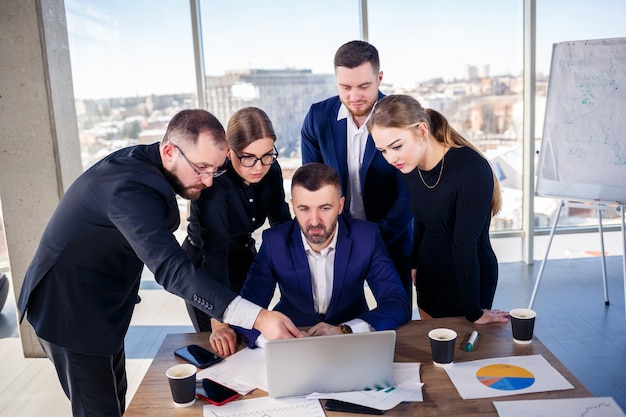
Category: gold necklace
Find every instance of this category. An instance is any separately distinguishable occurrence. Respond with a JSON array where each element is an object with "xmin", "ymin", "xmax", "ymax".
[{"xmin": 417, "ymin": 147, "xmax": 445, "ymax": 189}]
